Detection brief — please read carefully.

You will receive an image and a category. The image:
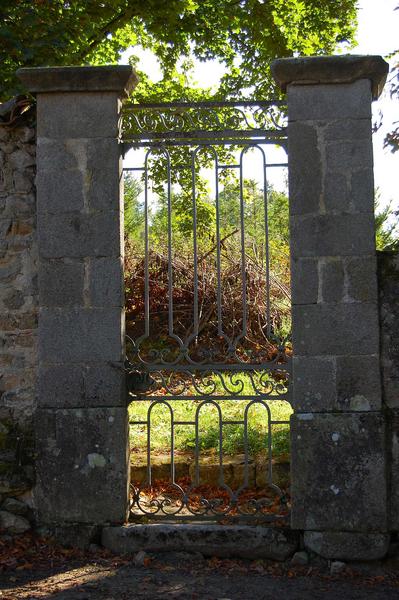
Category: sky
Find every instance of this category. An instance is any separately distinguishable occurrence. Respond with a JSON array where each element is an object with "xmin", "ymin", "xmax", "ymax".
[
  {"xmin": 121, "ymin": 0, "xmax": 399, "ymax": 211},
  {"xmin": 353, "ymin": 0, "xmax": 398, "ymax": 211}
]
